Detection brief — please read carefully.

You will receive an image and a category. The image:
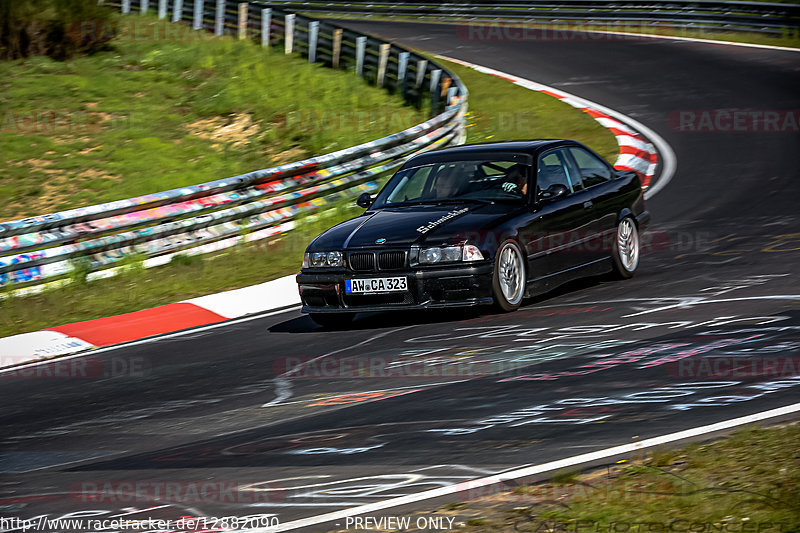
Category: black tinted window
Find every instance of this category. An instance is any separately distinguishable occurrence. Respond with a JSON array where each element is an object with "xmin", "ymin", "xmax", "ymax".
[
  {"xmin": 538, "ymin": 151, "xmax": 573, "ymax": 193},
  {"xmin": 569, "ymin": 147, "xmax": 612, "ymax": 187},
  {"xmin": 374, "ymin": 160, "xmax": 531, "ymax": 207}
]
